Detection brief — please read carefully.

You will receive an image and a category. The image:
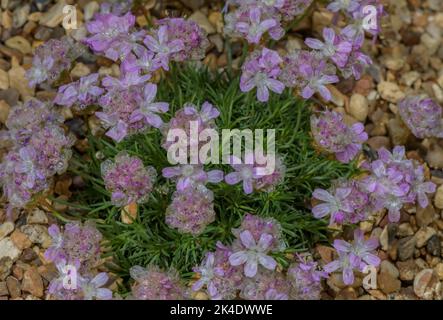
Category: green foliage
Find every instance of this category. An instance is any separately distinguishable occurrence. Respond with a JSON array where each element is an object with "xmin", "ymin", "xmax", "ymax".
[{"xmin": 64, "ymin": 64, "xmax": 357, "ymax": 286}]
